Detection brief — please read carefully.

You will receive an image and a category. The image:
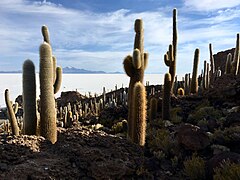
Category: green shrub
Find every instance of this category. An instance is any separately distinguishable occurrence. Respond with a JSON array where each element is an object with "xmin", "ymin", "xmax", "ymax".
[
  {"xmin": 214, "ymin": 160, "xmax": 240, "ymax": 180},
  {"xmin": 187, "ymin": 106, "xmax": 222, "ymax": 124},
  {"xmin": 183, "ymin": 153, "xmax": 206, "ymax": 180}
]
